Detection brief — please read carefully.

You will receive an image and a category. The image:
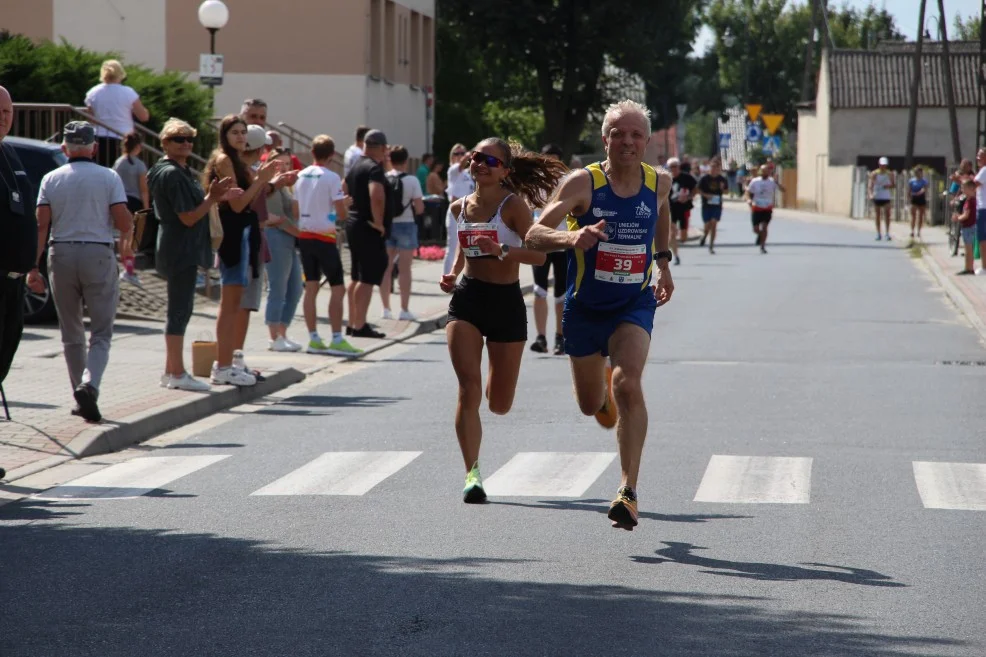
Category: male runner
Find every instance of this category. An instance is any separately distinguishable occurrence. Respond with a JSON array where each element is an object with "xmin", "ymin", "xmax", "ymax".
[
  {"xmin": 667, "ymin": 157, "xmax": 695, "ymax": 266},
  {"xmin": 745, "ymin": 165, "xmax": 785, "ymax": 254},
  {"xmin": 868, "ymin": 157, "xmax": 895, "ymax": 240},
  {"xmin": 697, "ymin": 158, "xmax": 727, "ymax": 254},
  {"xmin": 526, "ymin": 99, "xmax": 674, "ymax": 531}
]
